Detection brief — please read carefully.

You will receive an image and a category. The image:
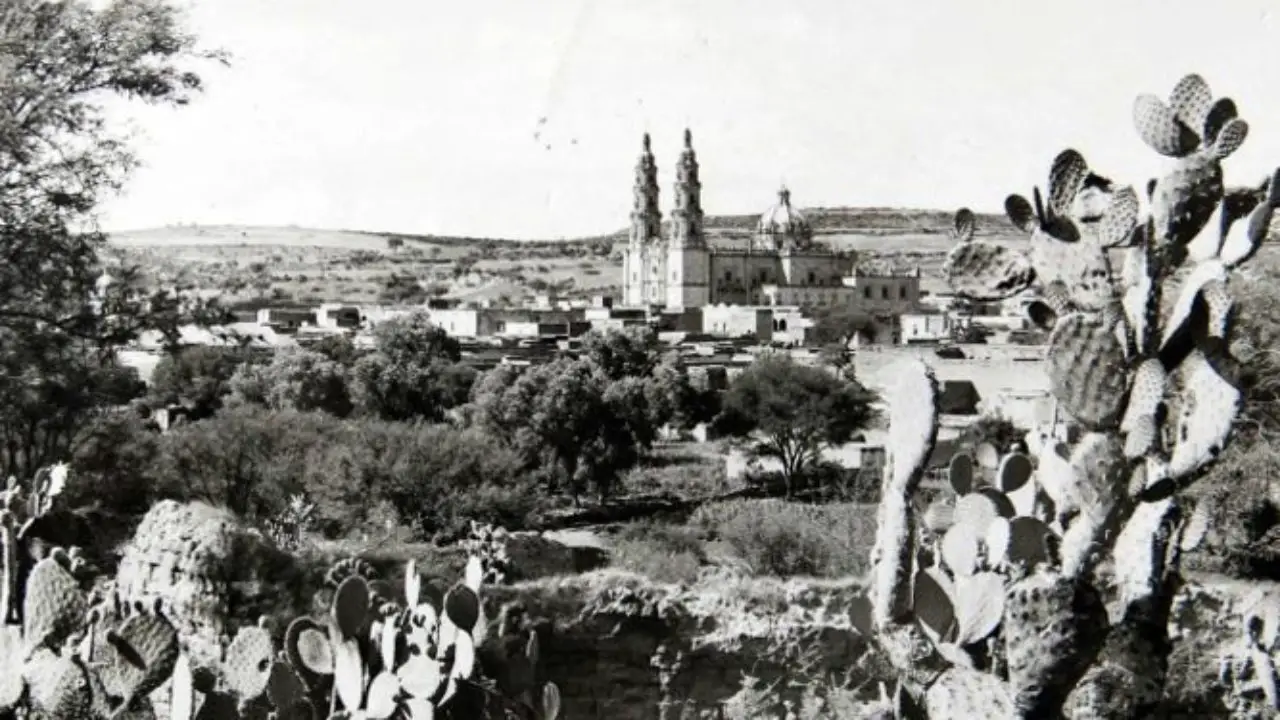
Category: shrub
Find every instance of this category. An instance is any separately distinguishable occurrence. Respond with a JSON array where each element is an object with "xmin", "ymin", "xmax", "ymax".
[
  {"xmin": 688, "ymin": 499, "xmax": 877, "ymax": 578},
  {"xmin": 64, "ymin": 409, "xmax": 160, "ymax": 516},
  {"xmin": 608, "ymin": 521, "xmax": 707, "ymax": 585},
  {"xmin": 143, "ymin": 405, "xmax": 543, "ymax": 542}
]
